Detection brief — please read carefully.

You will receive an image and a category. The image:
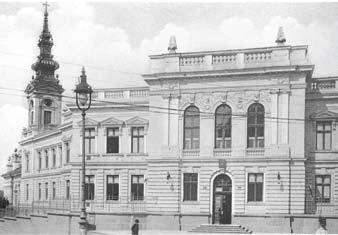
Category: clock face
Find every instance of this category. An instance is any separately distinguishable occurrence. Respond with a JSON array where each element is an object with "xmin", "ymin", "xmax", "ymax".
[{"xmin": 44, "ymin": 99, "xmax": 52, "ymax": 107}]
